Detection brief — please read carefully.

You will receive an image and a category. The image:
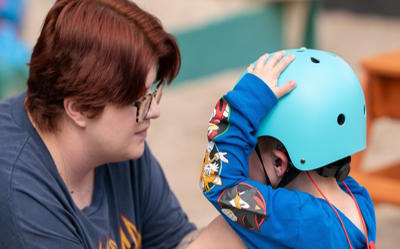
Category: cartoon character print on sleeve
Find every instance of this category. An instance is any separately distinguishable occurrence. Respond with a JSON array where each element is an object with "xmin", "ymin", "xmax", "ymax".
[
  {"xmin": 208, "ymin": 98, "xmax": 231, "ymax": 141},
  {"xmin": 217, "ymin": 182, "xmax": 267, "ymax": 232},
  {"xmin": 200, "ymin": 141, "xmax": 229, "ymax": 194}
]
